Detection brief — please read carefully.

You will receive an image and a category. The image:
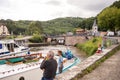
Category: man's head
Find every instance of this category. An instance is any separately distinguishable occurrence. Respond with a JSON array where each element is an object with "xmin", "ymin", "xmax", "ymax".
[
  {"xmin": 47, "ymin": 50, "xmax": 54, "ymax": 59},
  {"xmin": 19, "ymin": 76, "xmax": 25, "ymax": 80}
]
